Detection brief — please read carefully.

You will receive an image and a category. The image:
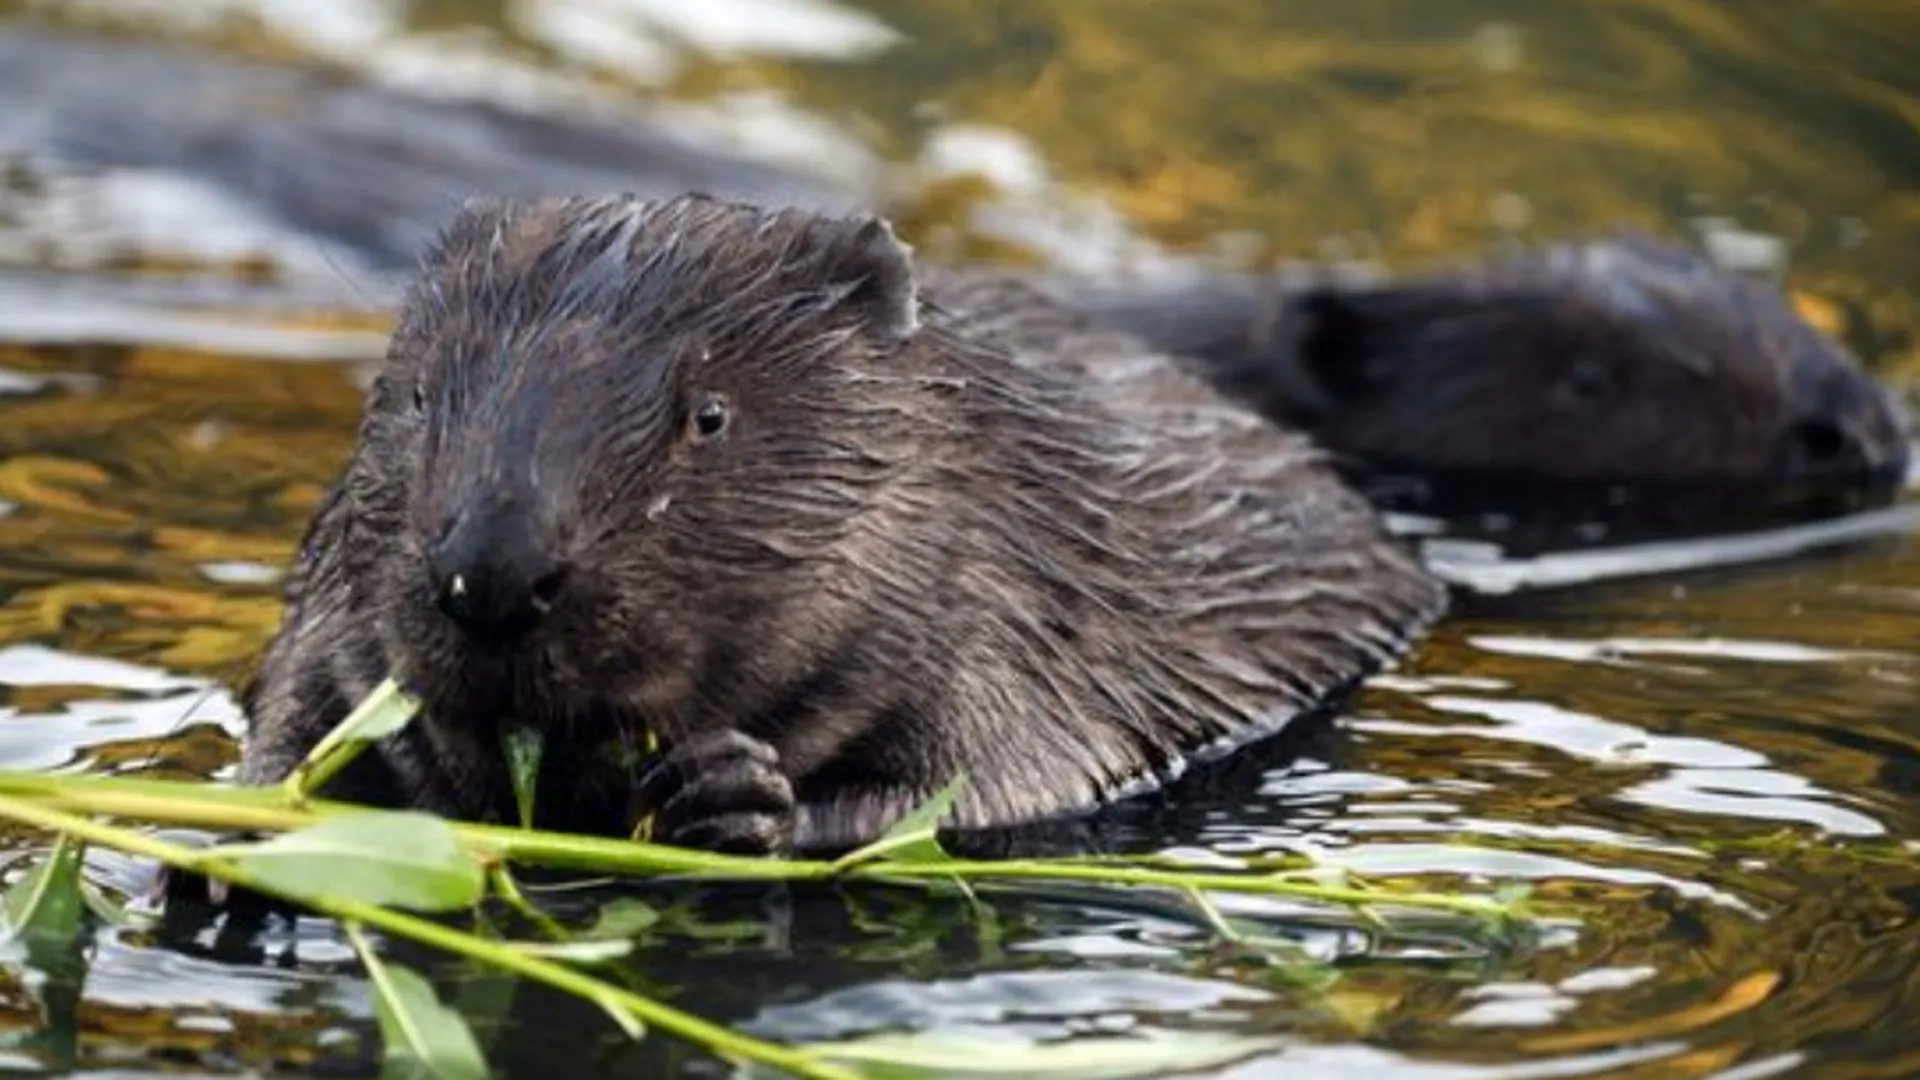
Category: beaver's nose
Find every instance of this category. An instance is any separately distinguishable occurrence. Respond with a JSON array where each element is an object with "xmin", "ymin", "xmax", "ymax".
[
  {"xmin": 1780, "ymin": 415, "xmax": 1869, "ymax": 482},
  {"xmin": 1777, "ymin": 367, "xmax": 1906, "ymax": 486},
  {"xmin": 426, "ymin": 498, "xmax": 568, "ymax": 642}
]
